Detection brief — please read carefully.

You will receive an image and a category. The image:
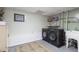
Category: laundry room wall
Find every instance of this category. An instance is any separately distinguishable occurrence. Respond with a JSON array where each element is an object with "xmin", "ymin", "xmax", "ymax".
[
  {"xmin": 4, "ymin": 8, "xmax": 48, "ymax": 47},
  {"xmin": 50, "ymin": 8, "xmax": 79, "ymax": 31}
]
